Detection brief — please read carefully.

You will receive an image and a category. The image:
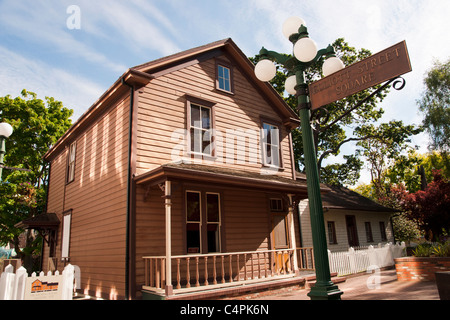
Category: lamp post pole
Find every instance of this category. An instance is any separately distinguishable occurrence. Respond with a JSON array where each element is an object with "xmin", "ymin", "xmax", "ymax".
[
  {"xmin": 296, "ymin": 72, "xmax": 343, "ymax": 300},
  {"xmin": 254, "ymin": 17, "xmax": 344, "ymax": 300},
  {"xmin": 0, "ymin": 122, "xmax": 14, "ymax": 182}
]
